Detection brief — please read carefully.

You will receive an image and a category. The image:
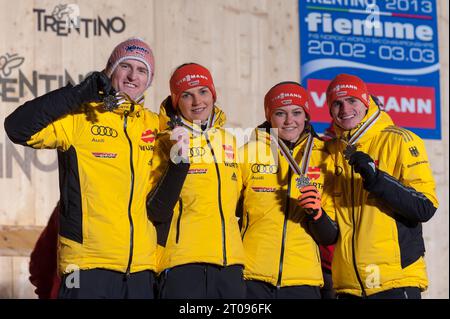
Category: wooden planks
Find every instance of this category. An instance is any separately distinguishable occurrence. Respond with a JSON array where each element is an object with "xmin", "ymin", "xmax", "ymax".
[
  {"xmin": 0, "ymin": 257, "xmax": 37, "ymax": 299},
  {"xmin": 0, "ymin": 225, "xmax": 43, "ymax": 256}
]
